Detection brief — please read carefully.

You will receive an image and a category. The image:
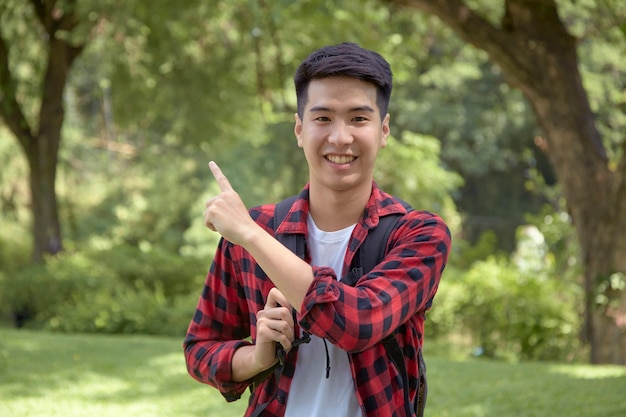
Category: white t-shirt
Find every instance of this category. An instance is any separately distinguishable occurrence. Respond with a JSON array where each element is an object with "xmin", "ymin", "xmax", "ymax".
[{"xmin": 284, "ymin": 214, "xmax": 362, "ymax": 417}]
